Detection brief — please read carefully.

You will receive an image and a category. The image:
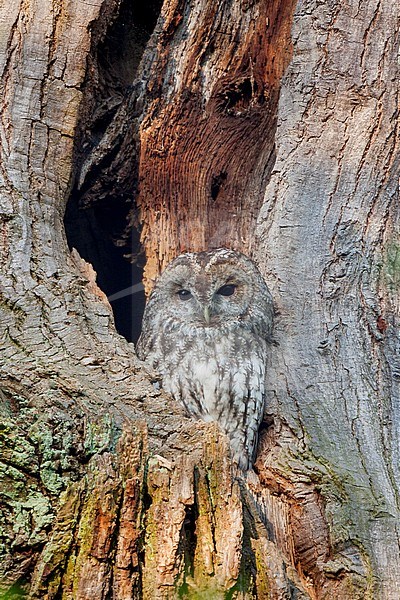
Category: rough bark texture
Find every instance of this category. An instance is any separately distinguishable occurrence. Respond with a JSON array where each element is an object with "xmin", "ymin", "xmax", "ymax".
[
  {"xmin": 0, "ymin": 0, "xmax": 399, "ymax": 599},
  {"xmin": 255, "ymin": 0, "xmax": 400, "ymax": 596},
  {"xmin": 136, "ymin": 0, "xmax": 296, "ymax": 288}
]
